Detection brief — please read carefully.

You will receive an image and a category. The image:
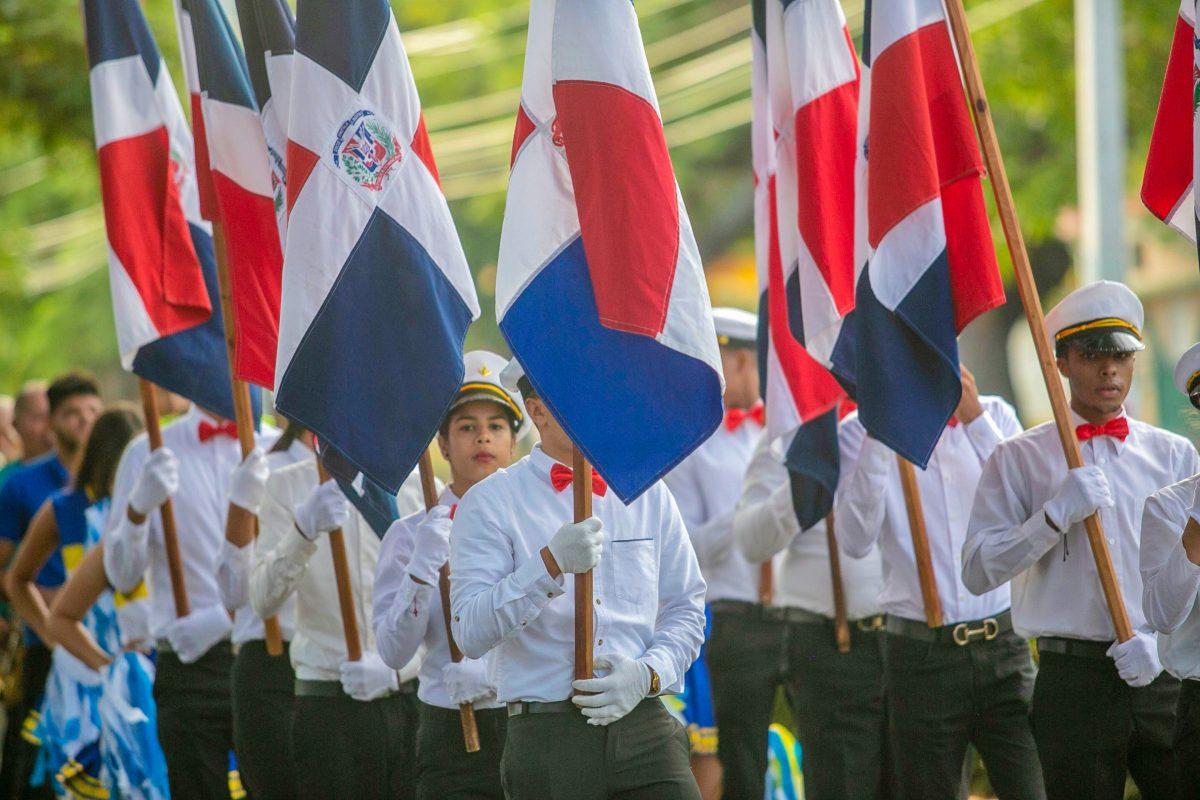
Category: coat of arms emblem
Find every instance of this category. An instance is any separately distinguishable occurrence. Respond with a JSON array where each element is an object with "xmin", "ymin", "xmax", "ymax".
[{"xmin": 332, "ymin": 109, "xmax": 404, "ymax": 192}]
